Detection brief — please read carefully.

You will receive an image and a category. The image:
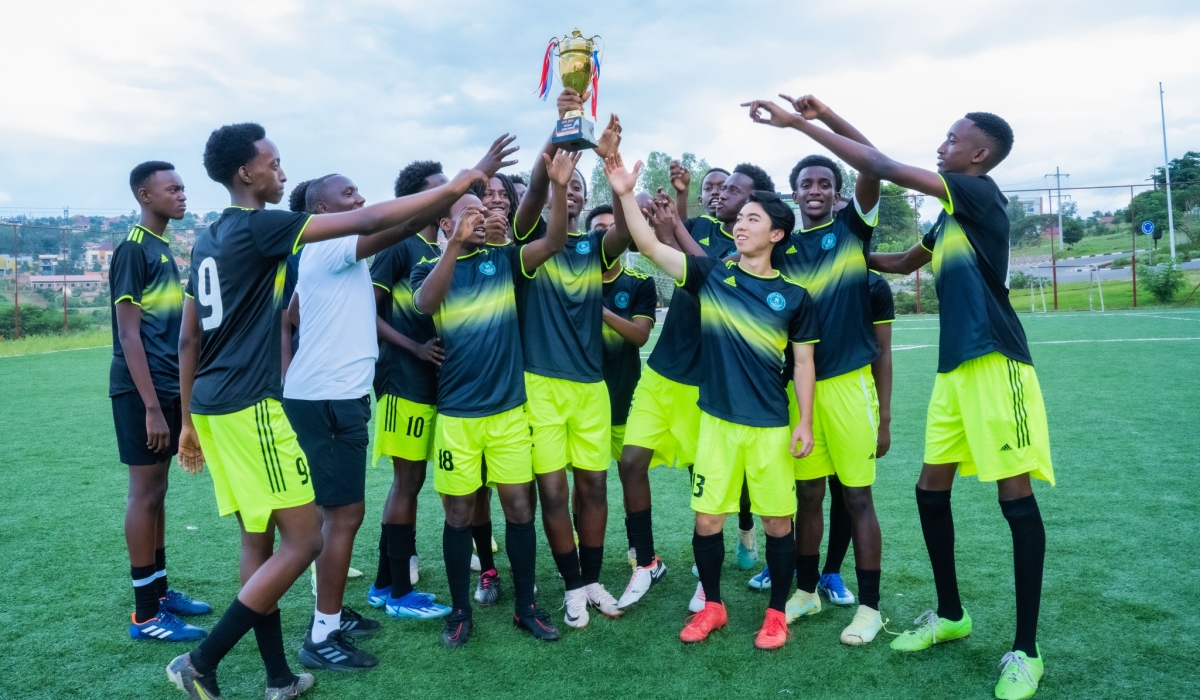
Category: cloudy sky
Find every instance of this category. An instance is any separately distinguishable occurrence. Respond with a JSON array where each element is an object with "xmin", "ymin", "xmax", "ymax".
[{"xmin": 2, "ymin": 0, "xmax": 1198, "ymax": 219}]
